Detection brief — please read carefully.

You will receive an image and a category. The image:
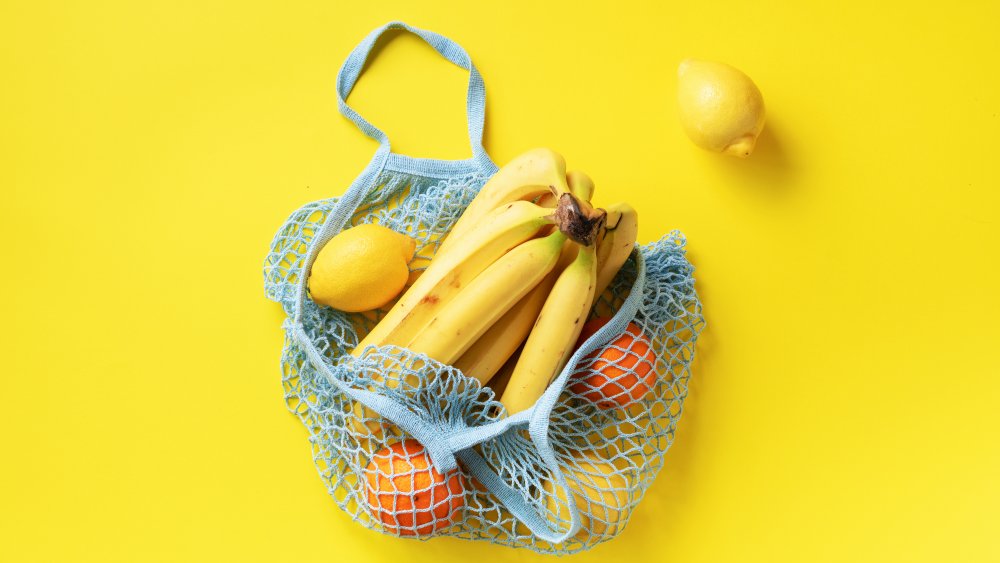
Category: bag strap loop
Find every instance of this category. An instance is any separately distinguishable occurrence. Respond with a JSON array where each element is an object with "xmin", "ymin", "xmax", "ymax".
[{"xmin": 335, "ymin": 21, "xmax": 488, "ymax": 163}]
